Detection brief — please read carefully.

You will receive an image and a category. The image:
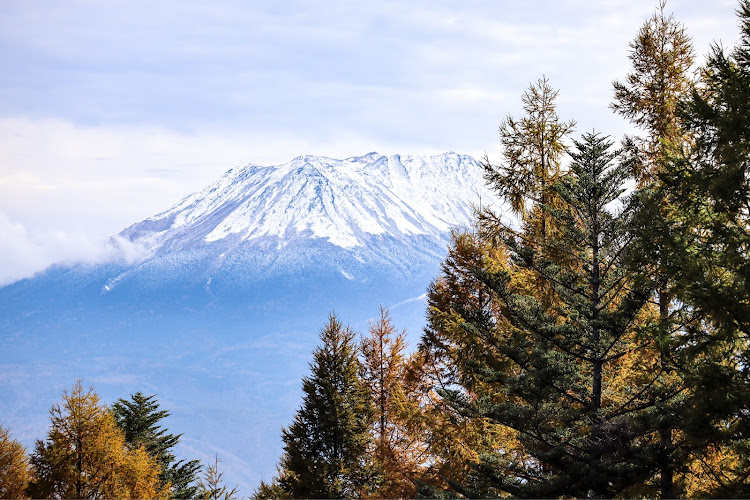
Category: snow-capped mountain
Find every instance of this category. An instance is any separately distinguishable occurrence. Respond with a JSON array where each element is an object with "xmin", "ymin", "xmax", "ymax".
[
  {"xmin": 113, "ymin": 152, "xmax": 494, "ymax": 279},
  {"xmin": 0, "ymin": 152, "xmax": 500, "ymax": 495},
  {"xmin": 123, "ymin": 152, "xmax": 489, "ymax": 252}
]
